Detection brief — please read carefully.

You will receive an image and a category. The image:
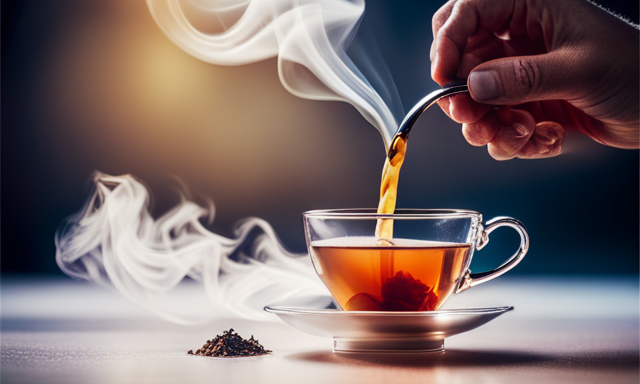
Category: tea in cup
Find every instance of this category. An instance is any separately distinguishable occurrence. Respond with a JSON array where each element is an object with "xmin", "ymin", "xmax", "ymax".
[{"xmin": 303, "ymin": 209, "xmax": 529, "ymax": 311}]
